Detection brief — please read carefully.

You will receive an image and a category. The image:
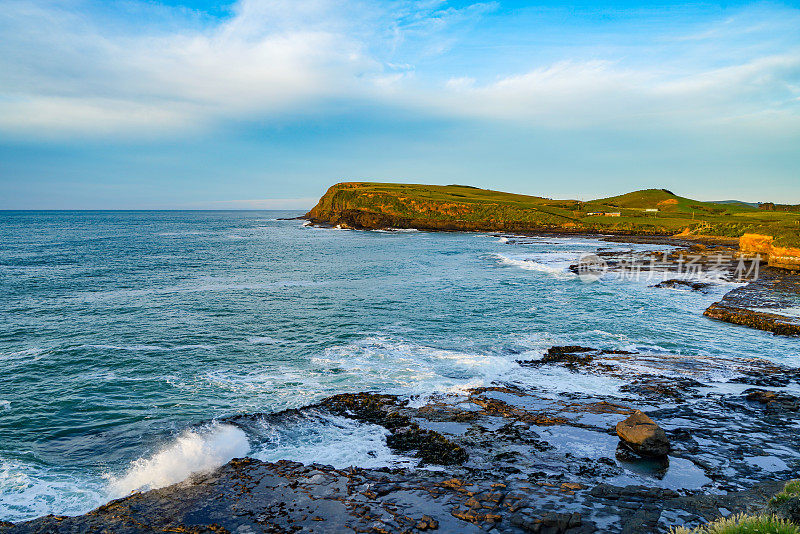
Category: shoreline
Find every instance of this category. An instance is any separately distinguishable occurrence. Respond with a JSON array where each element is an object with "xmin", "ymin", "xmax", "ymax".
[
  {"xmin": 5, "ymin": 348, "xmax": 798, "ymax": 533},
  {"xmin": 3, "ymin": 233, "xmax": 800, "ymax": 533}
]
